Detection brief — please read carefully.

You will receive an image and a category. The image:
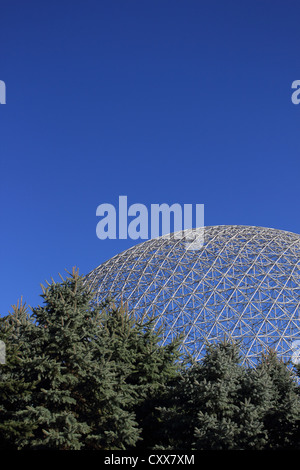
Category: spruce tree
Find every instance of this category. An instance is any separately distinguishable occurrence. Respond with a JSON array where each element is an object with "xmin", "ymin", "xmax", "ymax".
[
  {"xmin": 257, "ymin": 349, "xmax": 300, "ymax": 450},
  {"xmin": 193, "ymin": 341, "xmax": 260, "ymax": 450},
  {"xmin": 0, "ymin": 300, "xmax": 36, "ymax": 449},
  {"xmin": 156, "ymin": 339, "xmax": 272, "ymax": 450},
  {"xmin": 14, "ymin": 268, "xmax": 140, "ymax": 450},
  {"xmin": 1, "ymin": 268, "xmax": 183, "ymax": 450},
  {"xmin": 96, "ymin": 300, "xmax": 182, "ymax": 450}
]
